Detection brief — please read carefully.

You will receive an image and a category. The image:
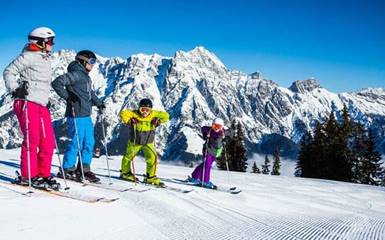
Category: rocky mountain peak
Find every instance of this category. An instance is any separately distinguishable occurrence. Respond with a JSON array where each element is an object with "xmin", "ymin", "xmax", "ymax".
[{"xmin": 289, "ymin": 78, "xmax": 321, "ymax": 93}]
